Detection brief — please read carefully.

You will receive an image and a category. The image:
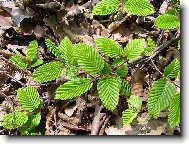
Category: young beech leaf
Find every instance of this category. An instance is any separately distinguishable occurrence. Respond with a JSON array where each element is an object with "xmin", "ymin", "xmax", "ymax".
[
  {"xmin": 124, "ymin": 39, "xmax": 146, "ymax": 60},
  {"xmin": 27, "ymin": 113, "xmax": 41, "ymax": 127},
  {"xmin": 10, "ymin": 51, "xmax": 27, "ymax": 69},
  {"xmin": 66, "ymin": 66, "xmax": 78, "ymax": 80},
  {"xmin": 164, "ymin": 58, "xmax": 180, "ymax": 79},
  {"xmin": 59, "ymin": 36, "xmax": 74, "ymax": 66},
  {"xmin": 26, "ymin": 40, "xmax": 38, "ymax": 61},
  {"xmin": 127, "ymin": 95, "xmax": 142, "ymax": 112},
  {"xmin": 143, "ymin": 38, "xmax": 155, "ymax": 56},
  {"xmin": 100, "ymin": 62, "xmax": 111, "ymax": 75},
  {"xmin": 115, "ymin": 65, "xmax": 128, "ymax": 78},
  {"xmin": 17, "ymin": 86, "xmax": 41, "ymax": 112},
  {"xmin": 73, "ymin": 43, "xmax": 104, "ymax": 76},
  {"xmin": 45, "ymin": 39, "xmax": 64, "ymax": 59},
  {"xmin": 112, "ymin": 58, "xmax": 125, "ymax": 67},
  {"xmin": 120, "ymin": 80, "xmax": 131, "ymax": 97},
  {"xmin": 55, "ymin": 78, "xmax": 92, "ymax": 100},
  {"xmin": 32, "ymin": 61, "xmax": 64, "ymax": 83},
  {"xmin": 154, "ymin": 14, "xmax": 180, "ymax": 30},
  {"xmin": 1, "ymin": 112, "xmax": 28, "ymax": 129},
  {"xmin": 148, "ymin": 78, "xmax": 177, "ymax": 118},
  {"xmin": 92, "ymin": 0, "xmax": 119, "ymax": 15},
  {"xmin": 125, "ymin": 0, "xmax": 155, "ymax": 16},
  {"xmin": 97, "ymin": 76, "xmax": 121, "ymax": 111},
  {"xmin": 30, "ymin": 59, "xmax": 44, "ymax": 68},
  {"xmin": 168, "ymin": 93, "xmax": 180, "ymax": 128},
  {"xmin": 95, "ymin": 37, "xmax": 123, "ymax": 58},
  {"xmin": 122, "ymin": 109, "xmax": 138, "ymax": 127}
]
